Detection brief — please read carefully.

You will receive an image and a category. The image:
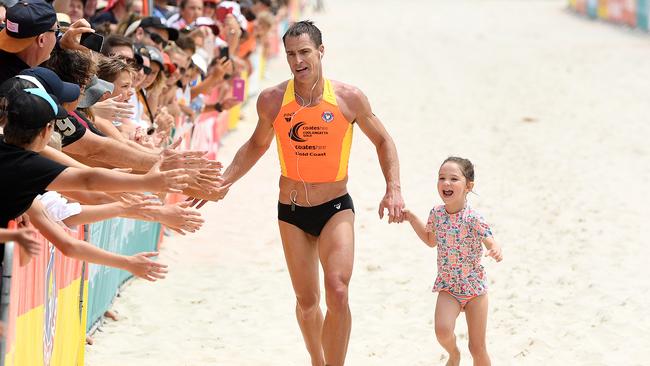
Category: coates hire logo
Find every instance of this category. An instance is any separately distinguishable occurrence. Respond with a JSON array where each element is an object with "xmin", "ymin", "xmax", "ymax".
[{"xmin": 289, "ymin": 122, "xmax": 307, "ymax": 142}]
